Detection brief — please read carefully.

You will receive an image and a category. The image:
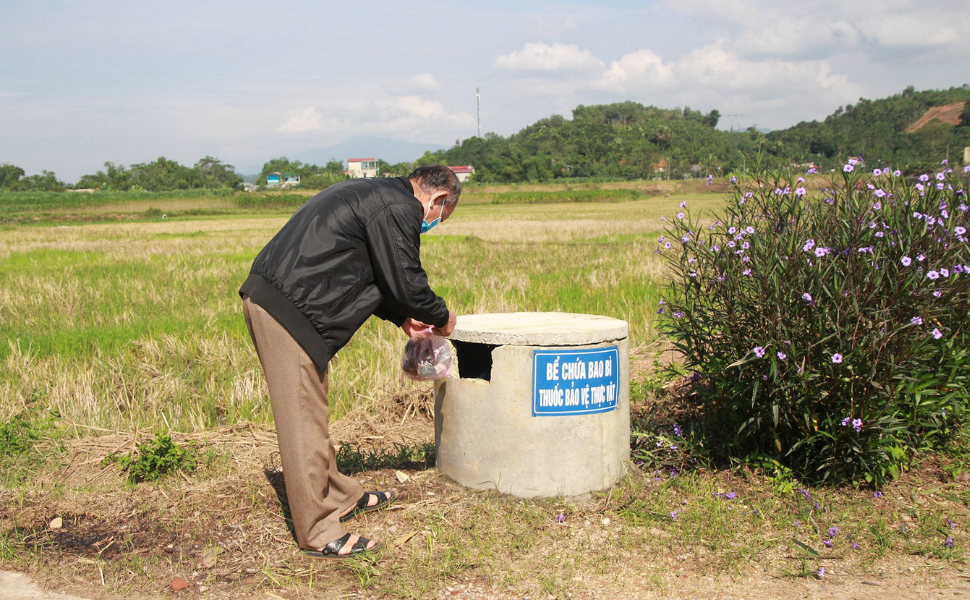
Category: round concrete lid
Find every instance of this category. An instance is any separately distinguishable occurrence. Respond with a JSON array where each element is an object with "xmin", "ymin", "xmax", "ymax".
[{"xmin": 448, "ymin": 312, "xmax": 628, "ymax": 346}]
